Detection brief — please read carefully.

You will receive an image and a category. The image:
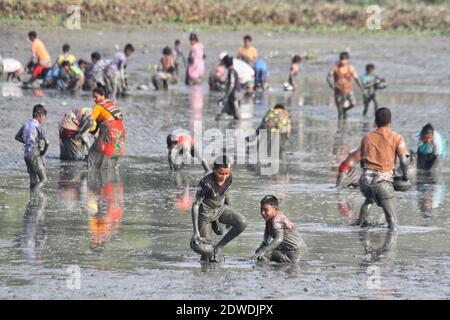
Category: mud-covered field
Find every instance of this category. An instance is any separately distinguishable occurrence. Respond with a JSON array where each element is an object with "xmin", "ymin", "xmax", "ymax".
[{"xmin": 0, "ymin": 28, "xmax": 450, "ymax": 299}]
